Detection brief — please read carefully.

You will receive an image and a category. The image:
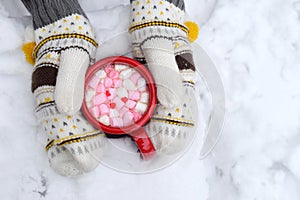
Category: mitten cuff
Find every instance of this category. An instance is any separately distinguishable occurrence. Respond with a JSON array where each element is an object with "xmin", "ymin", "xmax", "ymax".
[
  {"xmin": 129, "ymin": 0, "xmax": 188, "ymax": 51},
  {"xmin": 33, "ymin": 14, "xmax": 98, "ymax": 63},
  {"xmin": 21, "ymin": 0, "xmax": 87, "ymax": 29},
  {"xmin": 130, "ymin": 0, "xmax": 185, "ymax": 24}
]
